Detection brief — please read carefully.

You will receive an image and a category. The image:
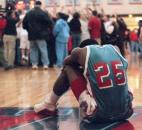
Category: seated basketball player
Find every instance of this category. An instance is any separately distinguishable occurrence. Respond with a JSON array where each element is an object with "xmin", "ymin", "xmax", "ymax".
[{"xmin": 34, "ymin": 39, "xmax": 133, "ymax": 123}]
